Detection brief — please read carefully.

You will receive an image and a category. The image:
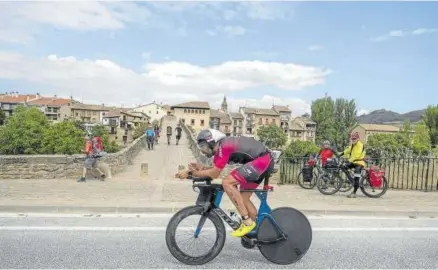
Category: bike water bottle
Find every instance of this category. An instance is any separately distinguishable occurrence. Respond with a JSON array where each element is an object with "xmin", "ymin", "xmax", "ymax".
[{"xmin": 229, "ymin": 211, "xmax": 241, "ymax": 225}]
